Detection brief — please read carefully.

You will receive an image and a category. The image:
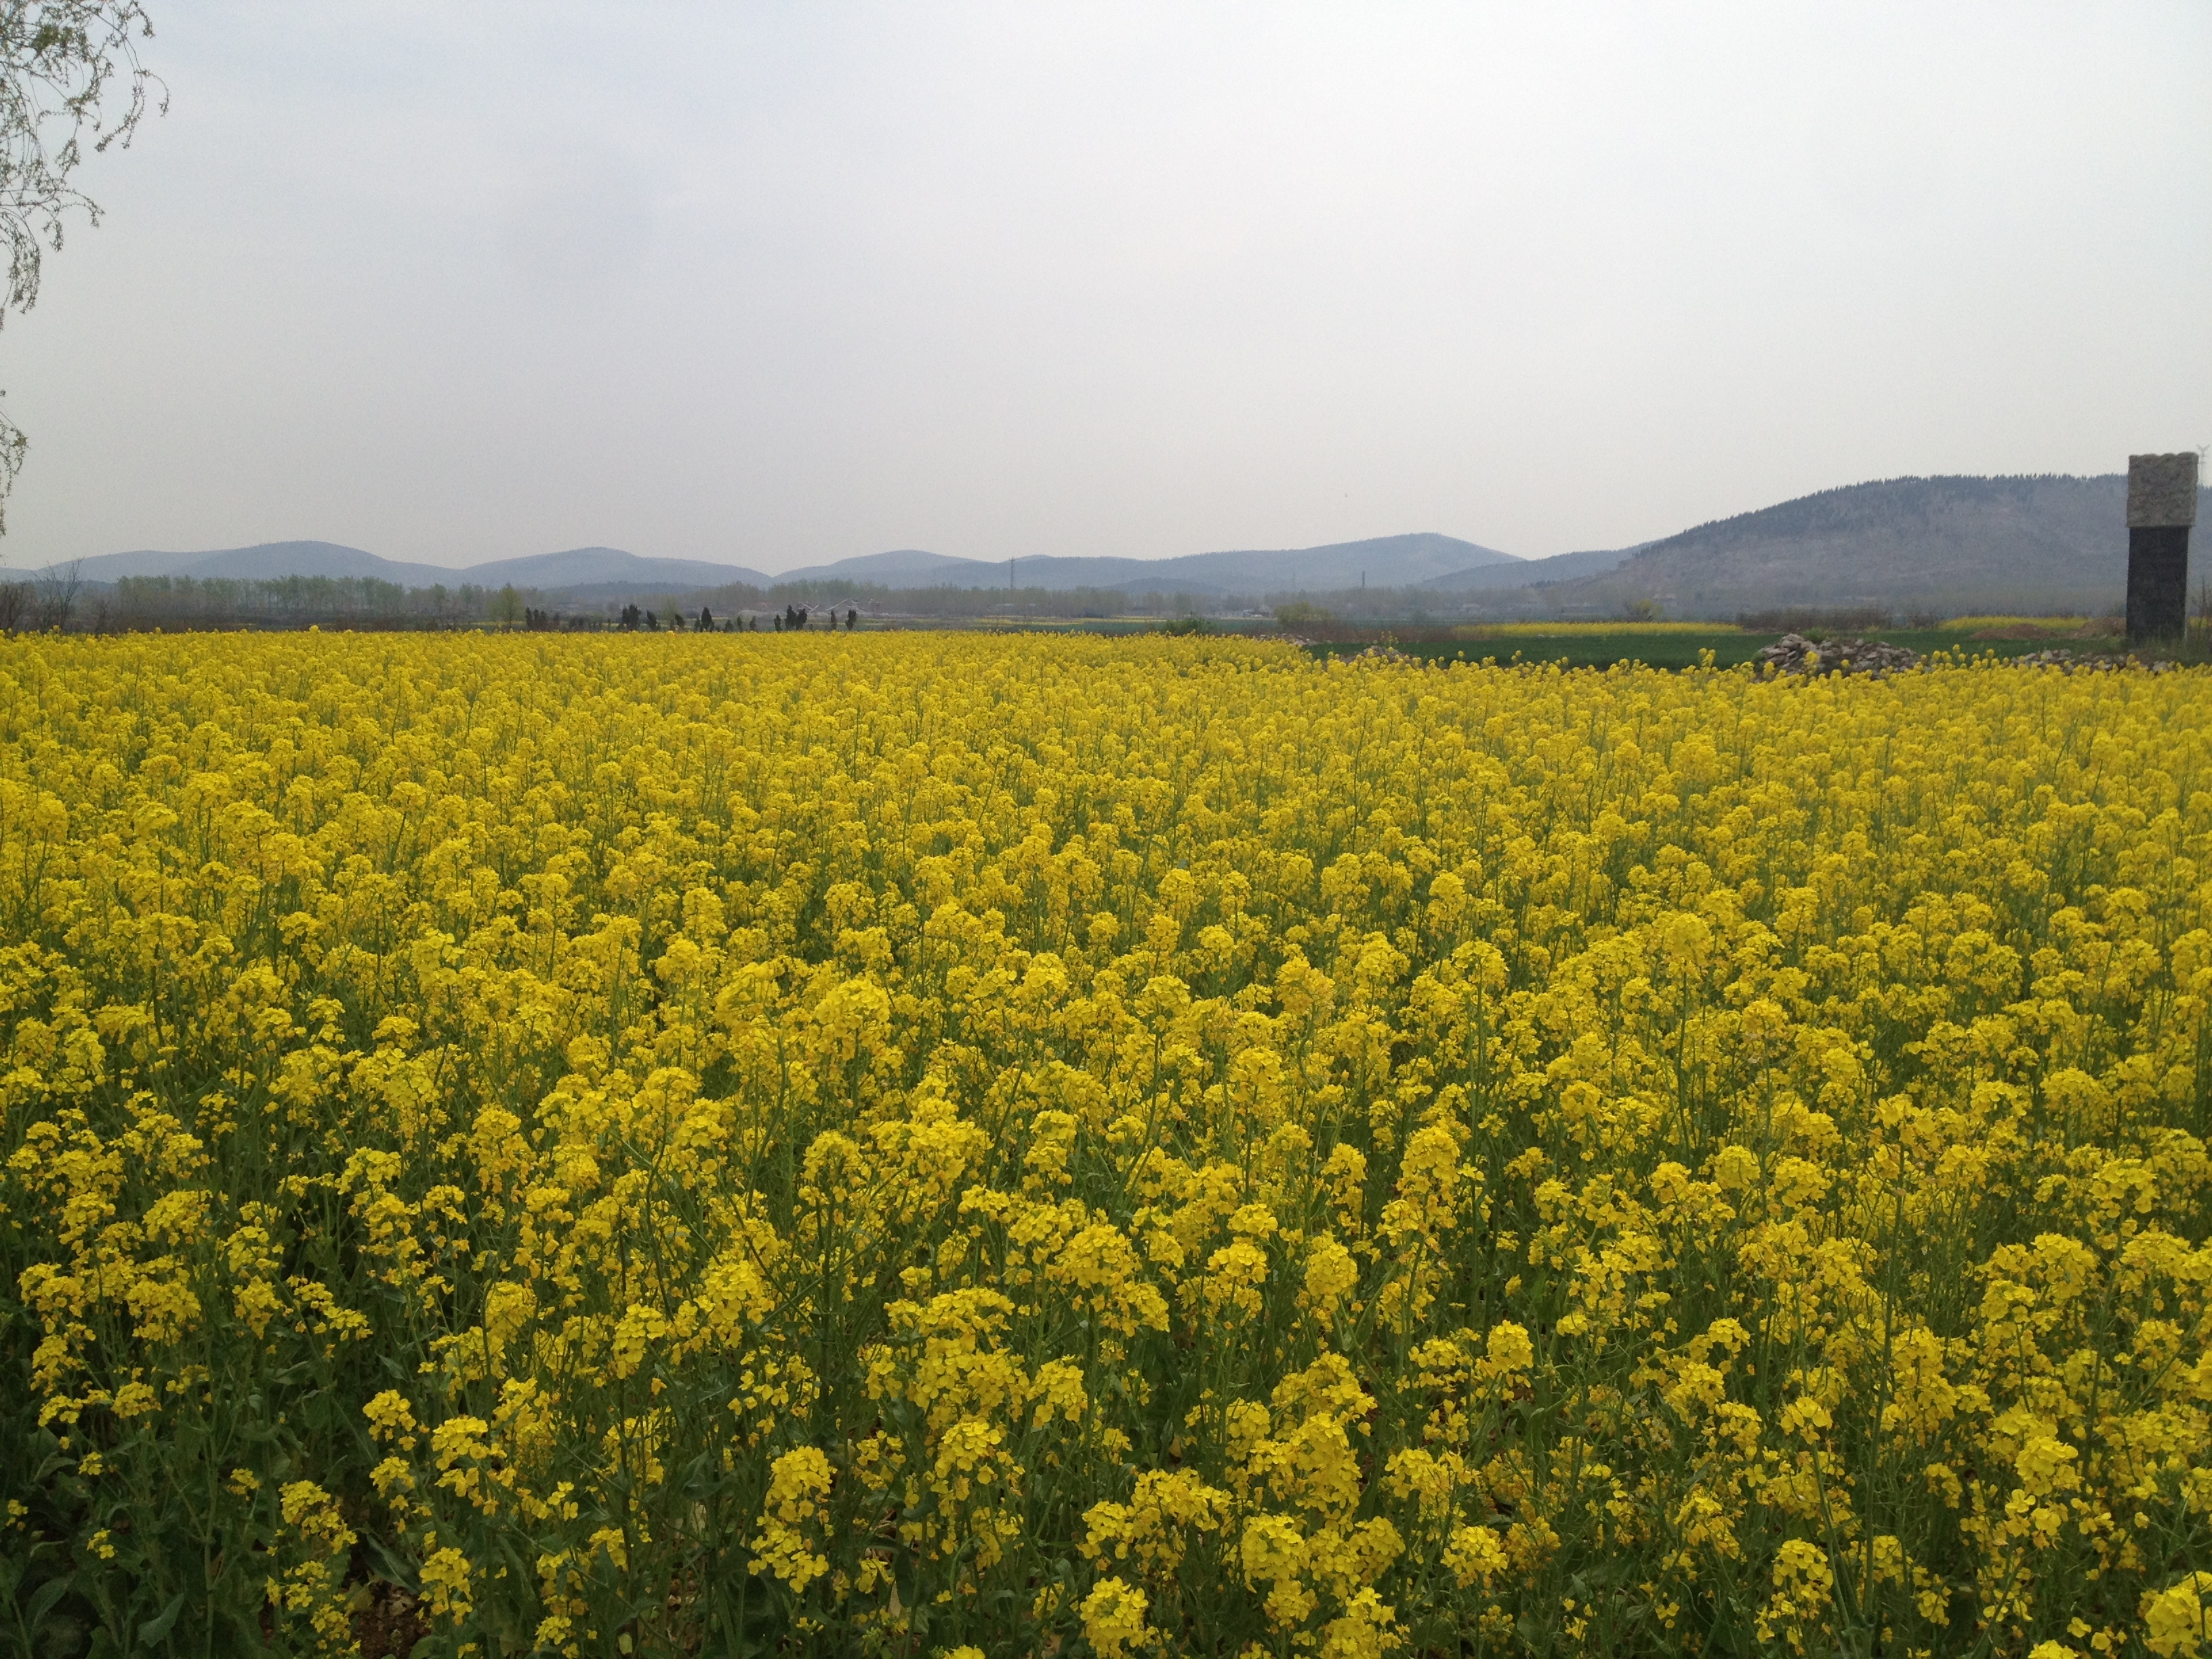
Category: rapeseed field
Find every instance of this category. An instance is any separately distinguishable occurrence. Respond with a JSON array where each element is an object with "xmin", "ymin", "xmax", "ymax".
[{"xmin": 1, "ymin": 632, "xmax": 2209, "ymax": 1658}]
